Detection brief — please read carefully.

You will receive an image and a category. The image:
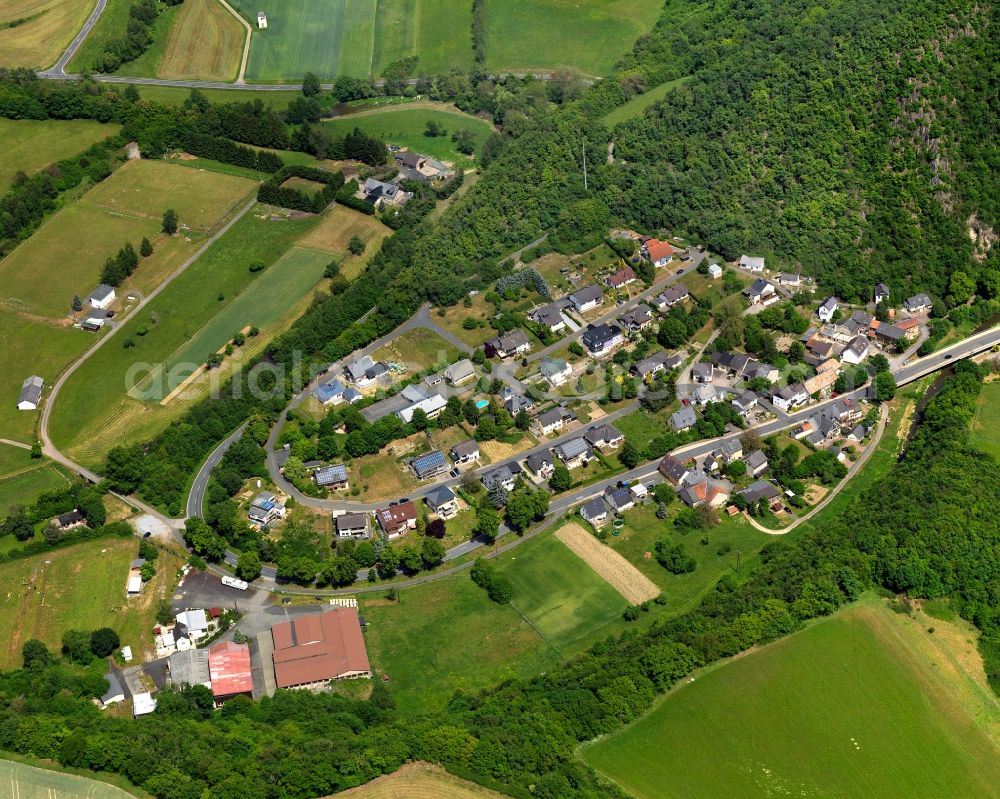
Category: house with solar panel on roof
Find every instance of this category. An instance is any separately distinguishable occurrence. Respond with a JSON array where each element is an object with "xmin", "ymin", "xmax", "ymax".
[
  {"xmin": 247, "ymin": 491, "xmax": 286, "ymax": 527},
  {"xmin": 314, "ymin": 464, "xmax": 349, "ymax": 491},
  {"xmin": 409, "ymin": 449, "xmax": 448, "ymax": 481}
]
